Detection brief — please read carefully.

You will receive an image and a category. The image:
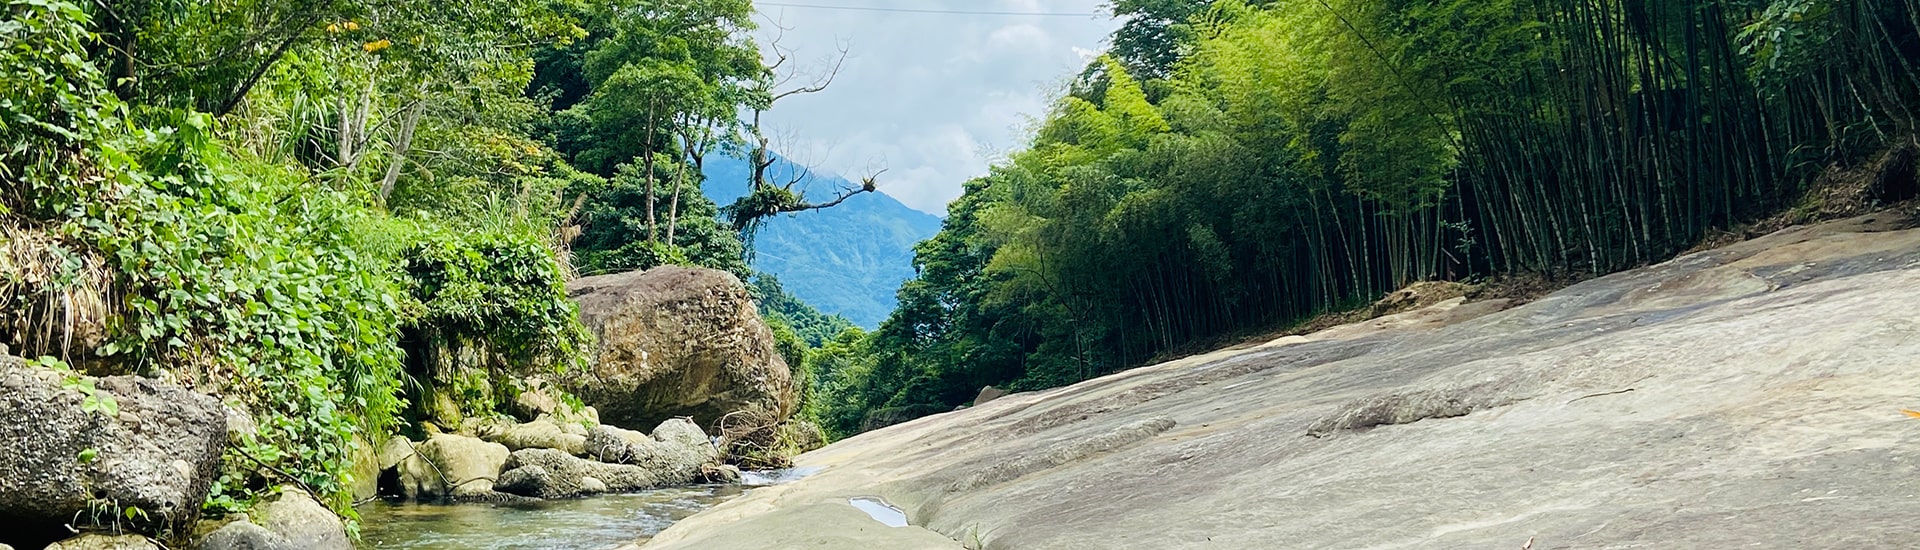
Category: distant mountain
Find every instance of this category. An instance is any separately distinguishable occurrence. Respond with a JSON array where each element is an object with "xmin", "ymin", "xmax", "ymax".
[{"xmin": 702, "ymin": 153, "xmax": 944, "ymax": 328}]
